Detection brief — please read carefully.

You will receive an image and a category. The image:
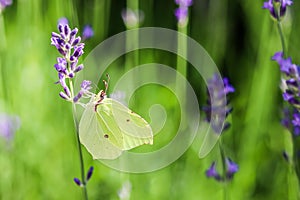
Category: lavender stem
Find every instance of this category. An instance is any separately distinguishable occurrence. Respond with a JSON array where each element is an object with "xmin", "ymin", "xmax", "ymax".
[{"xmin": 69, "ymin": 79, "xmax": 88, "ymax": 200}]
